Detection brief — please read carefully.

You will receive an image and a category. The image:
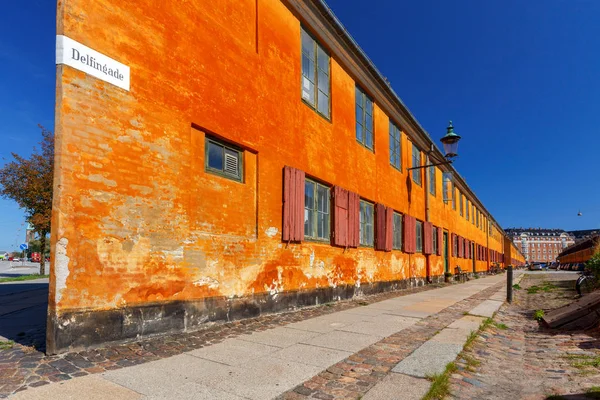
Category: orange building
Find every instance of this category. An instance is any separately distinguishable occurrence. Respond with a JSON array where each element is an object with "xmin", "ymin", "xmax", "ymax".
[{"xmin": 49, "ymin": 0, "xmax": 523, "ymax": 353}]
